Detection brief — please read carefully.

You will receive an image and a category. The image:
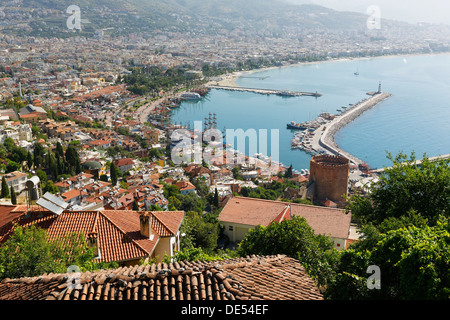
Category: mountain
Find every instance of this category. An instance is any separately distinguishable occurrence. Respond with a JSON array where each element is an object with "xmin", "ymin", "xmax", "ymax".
[{"xmin": 0, "ymin": 0, "xmax": 403, "ymax": 37}]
